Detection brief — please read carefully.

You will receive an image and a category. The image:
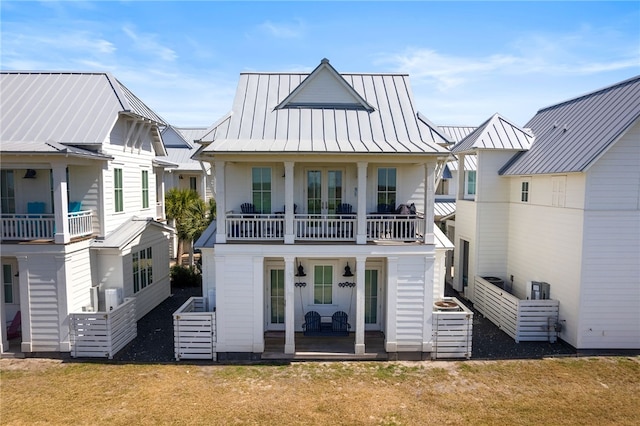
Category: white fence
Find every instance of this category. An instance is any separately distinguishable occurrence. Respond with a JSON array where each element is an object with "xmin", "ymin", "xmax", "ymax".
[
  {"xmin": 69, "ymin": 298, "xmax": 137, "ymax": 359},
  {"xmin": 1, "ymin": 211, "xmax": 93, "ymax": 241},
  {"xmin": 173, "ymin": 297, "xmax": 216, "ymax": 360},
  {"xmin": 432, "ymin": 297, "xmax": 473, "ymax": 359},
  {"xmin": 474, "ymin": 276, "xmax": 560, "ymax": 343}
]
